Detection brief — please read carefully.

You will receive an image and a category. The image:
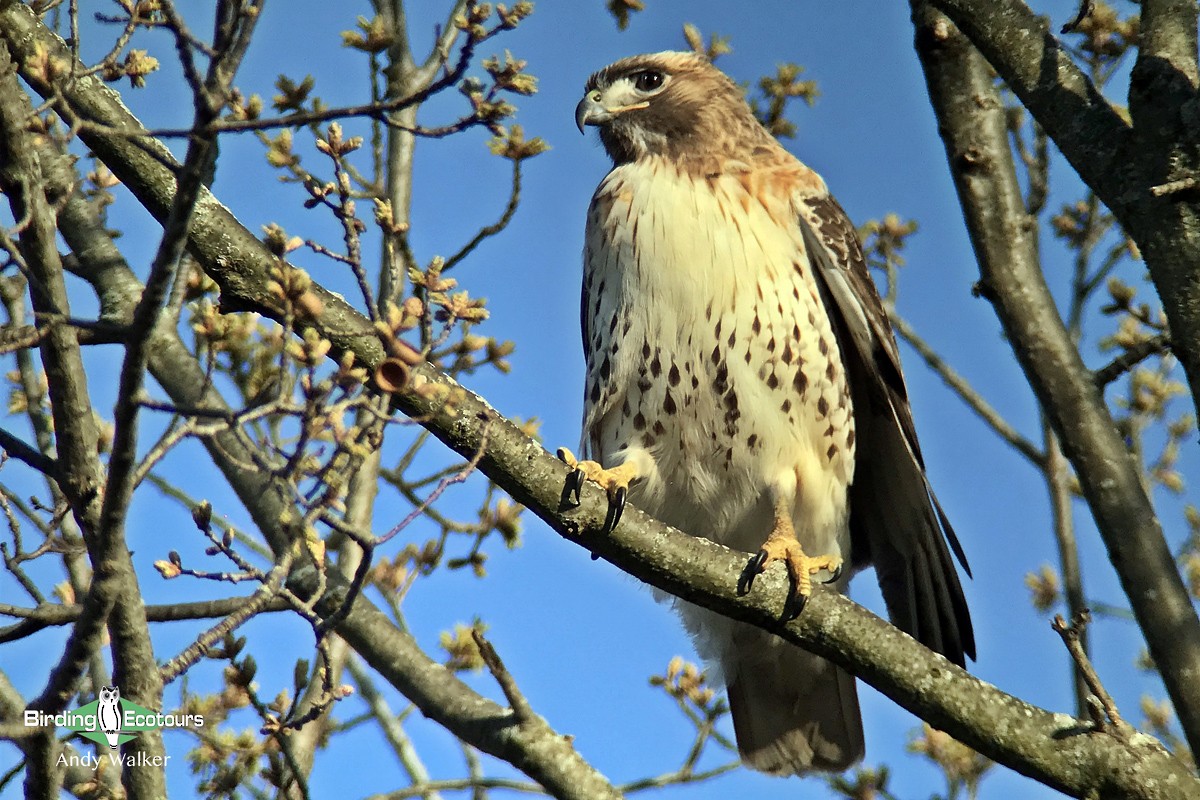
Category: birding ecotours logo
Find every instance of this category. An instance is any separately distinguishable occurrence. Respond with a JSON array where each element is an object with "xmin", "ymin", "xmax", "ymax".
[
  {"xmin": 24, "ymin": 686, "xmax": 204, "ymax": 749},
  {"xmin": 96, "ymin": 685, "xmax": 122, "ymax": 747}
]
